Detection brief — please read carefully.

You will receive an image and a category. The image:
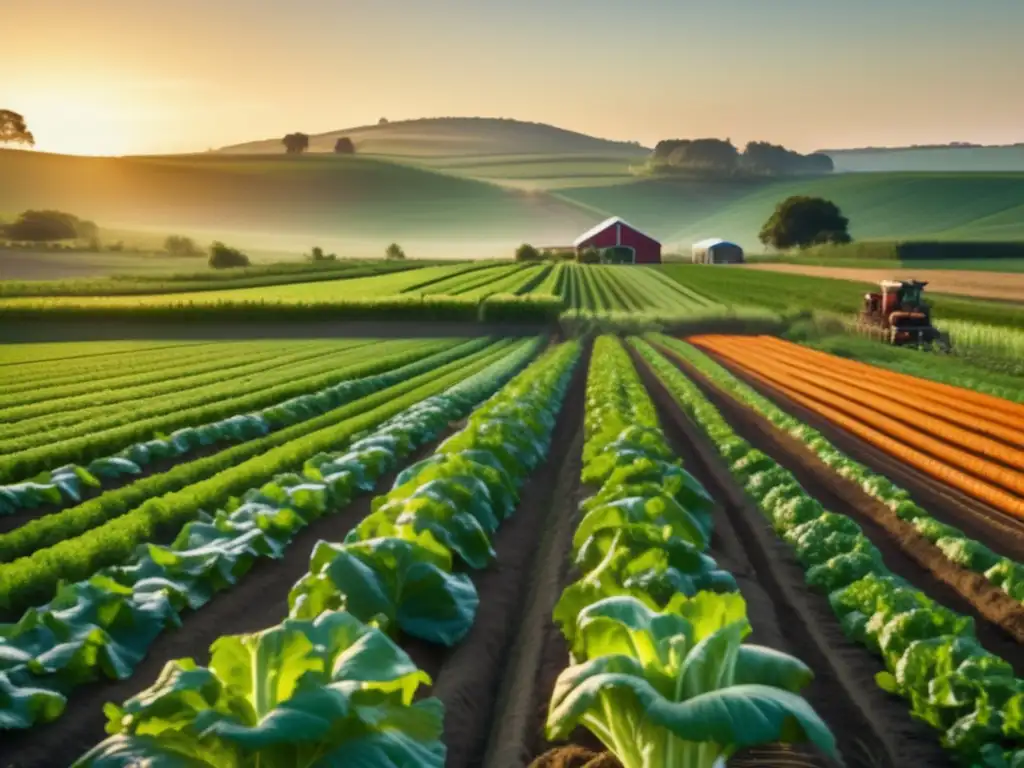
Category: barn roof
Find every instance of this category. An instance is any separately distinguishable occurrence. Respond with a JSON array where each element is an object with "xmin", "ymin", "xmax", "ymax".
[
  {"xmin": 573, "ymin": 216, "xmax": 658, "ymax": 247},
  {"xmin": 692, "ymin": 238, "xmax": 742, "ymax": 249}
]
